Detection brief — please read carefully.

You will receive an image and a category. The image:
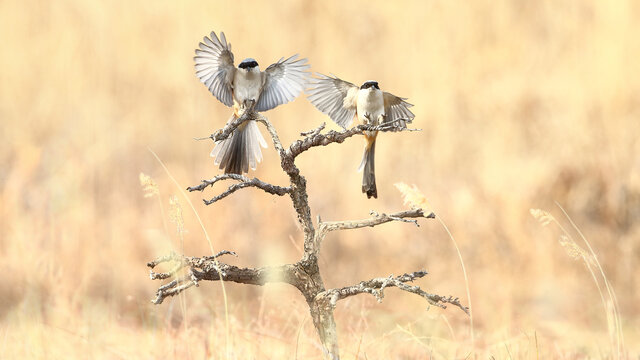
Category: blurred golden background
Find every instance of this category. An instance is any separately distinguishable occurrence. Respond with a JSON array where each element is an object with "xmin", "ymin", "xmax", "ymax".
[{"xmin": 1, "ymin": 0, "xmax": 639, "ymax": 358}]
